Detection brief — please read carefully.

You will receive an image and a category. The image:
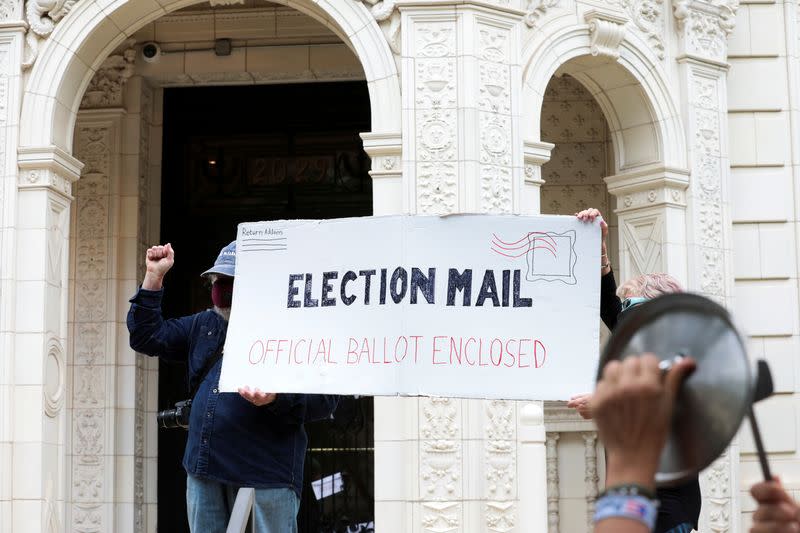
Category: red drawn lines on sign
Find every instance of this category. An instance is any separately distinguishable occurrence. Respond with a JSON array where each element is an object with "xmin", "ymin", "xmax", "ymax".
[{"xmin": 490, "ymin": 232, "xmax": 557, "ymax": 258}]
